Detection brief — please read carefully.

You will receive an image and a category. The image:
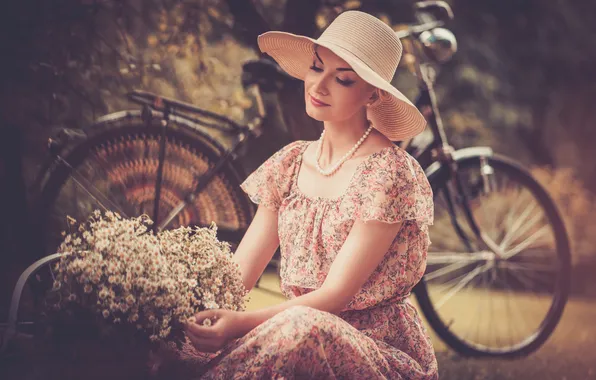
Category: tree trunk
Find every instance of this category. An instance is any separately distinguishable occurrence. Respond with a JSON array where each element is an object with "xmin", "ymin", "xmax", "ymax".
[
  {"xmin": 276, "ymin": 0, "xmax": 323, "ymax": 141},
  {"xmin": 226, "ymin": 0, "xmax": 323, "ymax": 142},
  {"xmin": 225, "ymin": 0, "xmax": 272, "ymax": 52},
  {"xmin": 0, "ymin": 124, "xmax": 30, "ymax": 316}
]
